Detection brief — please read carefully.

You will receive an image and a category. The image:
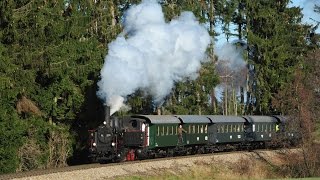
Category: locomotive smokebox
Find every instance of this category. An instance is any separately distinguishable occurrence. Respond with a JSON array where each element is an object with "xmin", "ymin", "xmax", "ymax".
[{"xmin": 104, "ymin": 105, "xmax": 111, "ymax": 127}]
